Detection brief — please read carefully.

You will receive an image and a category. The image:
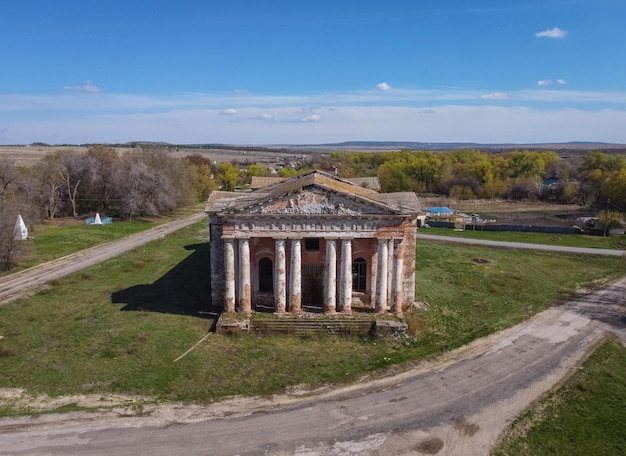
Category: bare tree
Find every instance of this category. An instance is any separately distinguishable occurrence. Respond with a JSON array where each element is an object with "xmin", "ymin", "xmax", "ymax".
[
  {"xmin": 114, "ymin": 156, "xmax": 154, "ymax": 221},
  {"xmin": 0, "ymin": 158, "xmax": 18, "ymax": 202},
  {"xmin": 32, "ymin": 157, "xmax": 64, "ymax": 220},
  {"xmin": 86, "ymin": 145, "xmax": 119, "ymax": 212},
  {"xmin": 0, "ymin": 202, "xmax": 26, "ymax": 272},
  {"xmin": 55, "ymin": 150, "xmax": 95, "ymax": 217}
]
